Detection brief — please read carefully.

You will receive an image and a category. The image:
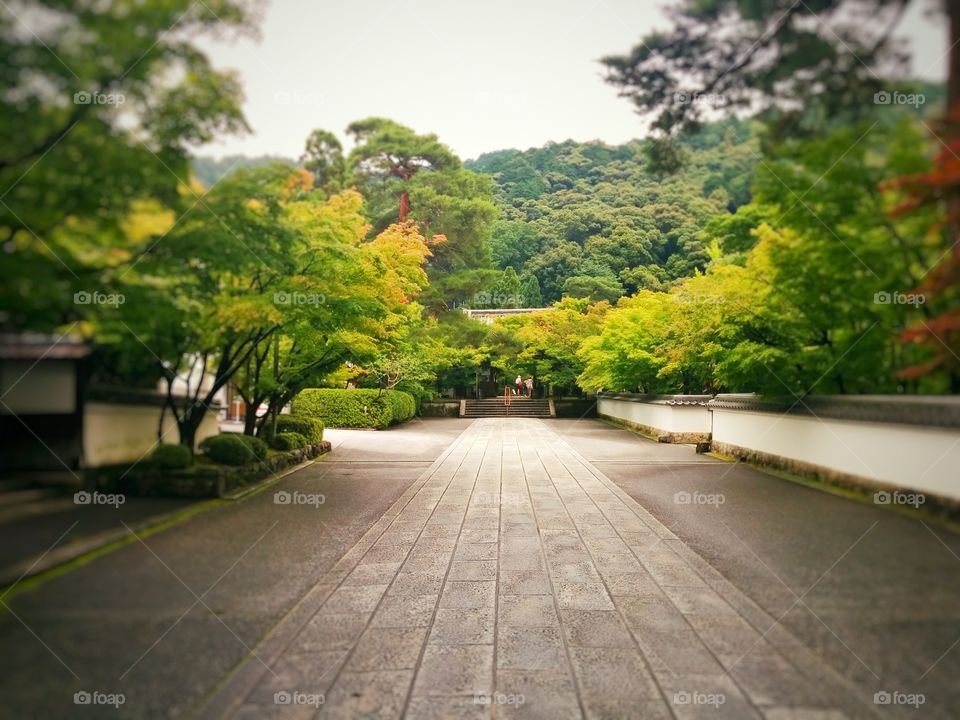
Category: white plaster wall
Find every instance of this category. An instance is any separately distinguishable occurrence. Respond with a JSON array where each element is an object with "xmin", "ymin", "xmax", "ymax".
[
  {"xmin": 83, "ymin": 402, "xmax": 219, "ymax": 467},
  {"xmin": 598, "ymin": 397, "xmax": 711, "ymax": 434},
  {"xmin": 711, "ymin": 409, "xmax": 960, "ymax": 501},
  {"xmin": 673, "ymin": 405, "xmax": 712, "ymax": 433}
]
